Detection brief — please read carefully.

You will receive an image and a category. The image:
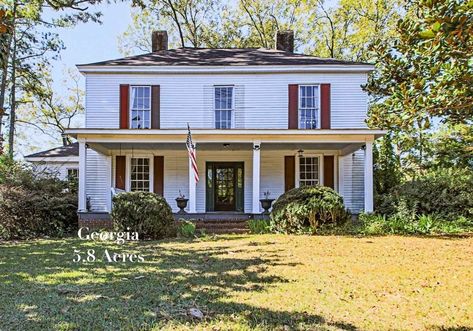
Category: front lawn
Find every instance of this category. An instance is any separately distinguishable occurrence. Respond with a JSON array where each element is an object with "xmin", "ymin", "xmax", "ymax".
[{"xmin": 0, "ymin": 235, "xmax": 472, "ymax": 330}]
